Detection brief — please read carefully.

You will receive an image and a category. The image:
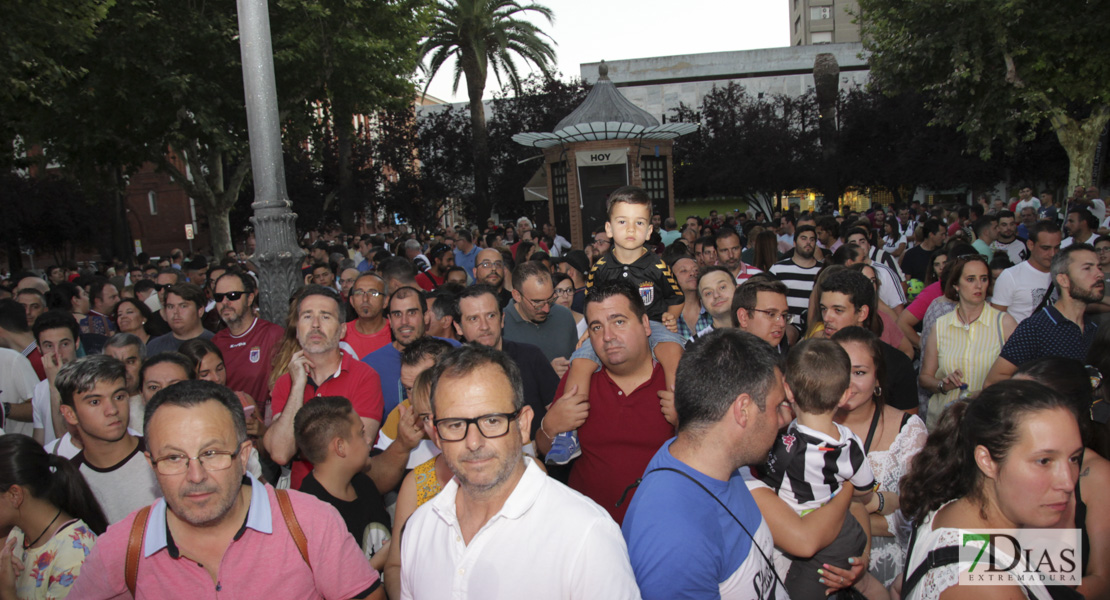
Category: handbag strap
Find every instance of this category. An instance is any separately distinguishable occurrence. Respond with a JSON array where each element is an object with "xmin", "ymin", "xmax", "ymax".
[
  {"xmin": 276, "ymin": 489, "xmax": 311, "ymax": 569},
  {"xmin": 125, "ymin": 506, "xmax": 151, "ymax": 597},
  {"xmin": 900, "ymin": 518, "xmax": 960, "ymax": 597},
  {"xmin": 863, "ymin": 406, "xmax": 883, "ymax": 454}
]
